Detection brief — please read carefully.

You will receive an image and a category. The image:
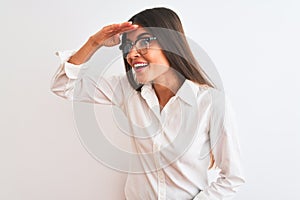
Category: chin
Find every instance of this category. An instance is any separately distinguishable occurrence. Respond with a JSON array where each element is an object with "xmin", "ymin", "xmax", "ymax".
[
  {"xmin": 137, "ymin": 79, "xmax": 150, "ymax": 84},
  {"xmin": 136, "ymin": 75, "xmax": 150, "ymax": 84}
]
